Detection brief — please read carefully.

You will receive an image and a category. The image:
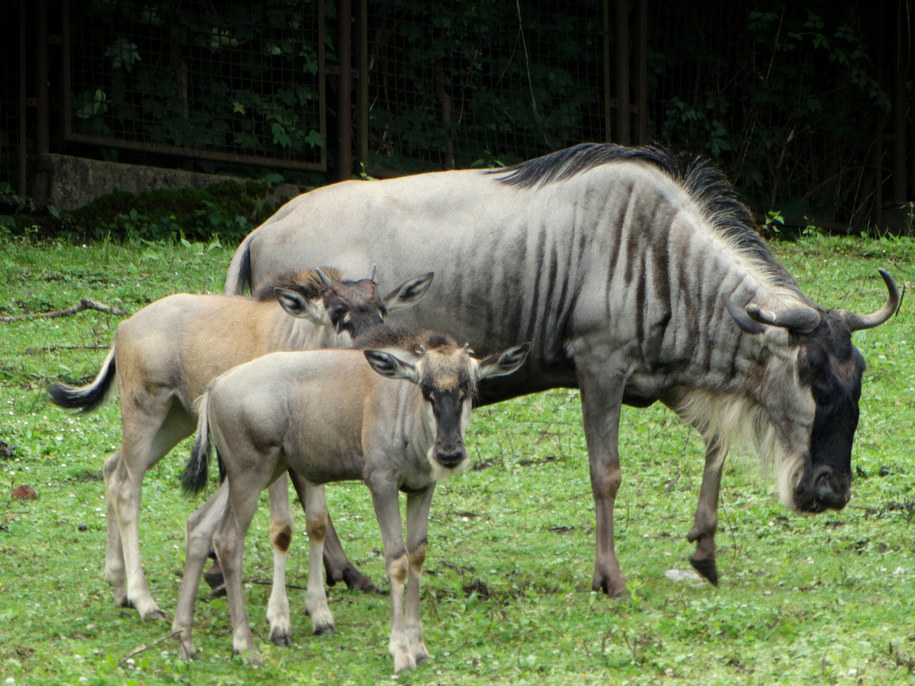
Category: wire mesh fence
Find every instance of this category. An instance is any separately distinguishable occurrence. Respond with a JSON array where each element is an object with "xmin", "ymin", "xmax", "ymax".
[
  {"xmin": 363, "ymin": 0, "xmax": 611, "ymax": 173},
  {"xmin": 4, "ymin": 1, "xmax": 908, "ymax": 231},
  {"xmin": 63, "ymin": 0, "xmax": 326, "ymax": 170},
  {"xmin": 1, "ymin": 1, "xmax": 24, "ymax": 193}
]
